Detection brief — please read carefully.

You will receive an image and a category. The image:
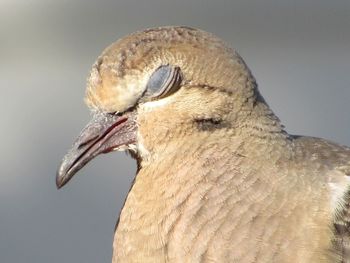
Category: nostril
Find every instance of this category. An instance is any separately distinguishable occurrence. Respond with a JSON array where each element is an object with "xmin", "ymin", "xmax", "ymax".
[
  {"xmin": 108, "ymin": 111, "xmax": 117, "ymax": 116},
  {"xmin": 77, "ymin": 135, "xmax": 99, "ymax": 149}
]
